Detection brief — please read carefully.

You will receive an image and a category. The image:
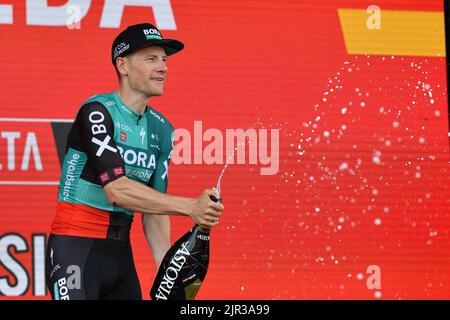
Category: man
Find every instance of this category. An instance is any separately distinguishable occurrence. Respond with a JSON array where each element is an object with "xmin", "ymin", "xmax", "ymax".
[{"xmin": 46, "ymin": 23, "xmax": 224, "ymax": 300}]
